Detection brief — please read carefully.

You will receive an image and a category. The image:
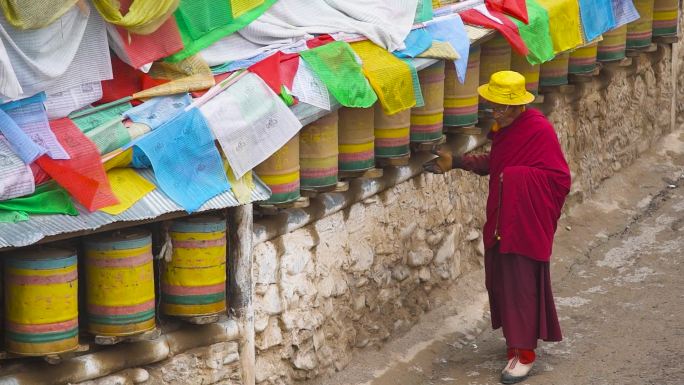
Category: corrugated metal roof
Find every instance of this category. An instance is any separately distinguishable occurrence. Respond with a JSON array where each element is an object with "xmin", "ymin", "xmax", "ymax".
[
  {"xmin": 0, "ymin": 169, "xmax": 271, "ymax": 249},
  {"xmin": 0, "ymin": 23, "xmax": 494, "ymax": 250}
]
